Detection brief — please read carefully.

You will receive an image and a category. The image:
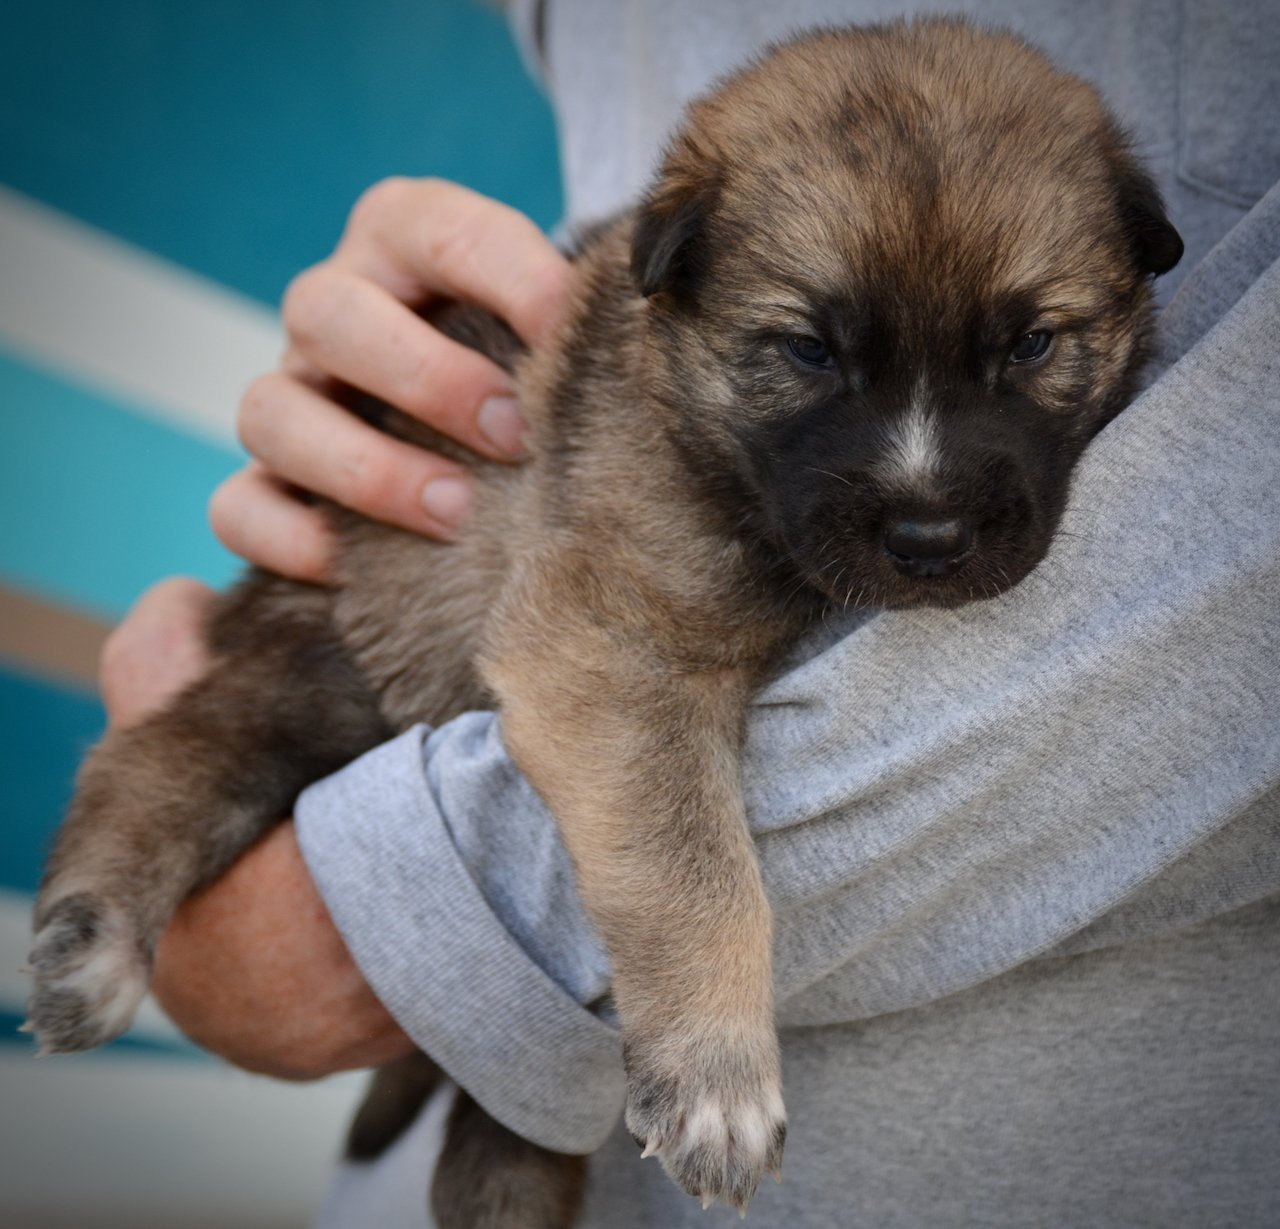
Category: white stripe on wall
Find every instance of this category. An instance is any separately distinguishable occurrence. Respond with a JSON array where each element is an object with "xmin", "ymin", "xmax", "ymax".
[{"xmin": 0, "ymin": 185, "xmax": 283, "ymax": 448}]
